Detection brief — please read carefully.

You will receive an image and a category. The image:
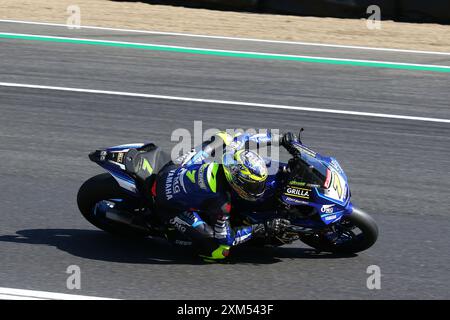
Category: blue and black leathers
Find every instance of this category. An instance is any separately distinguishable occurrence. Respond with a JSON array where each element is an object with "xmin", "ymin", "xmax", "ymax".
[{"xmin": 155, "ymin": 161, "xmax": 255, "ymax": 260}]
